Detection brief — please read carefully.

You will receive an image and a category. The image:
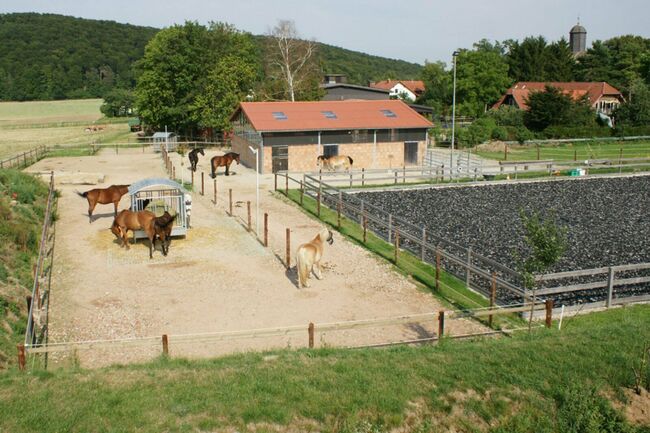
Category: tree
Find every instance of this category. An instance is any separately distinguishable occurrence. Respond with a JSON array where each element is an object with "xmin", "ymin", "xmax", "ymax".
[
  {"xmin": 417, "ymin": 60, "xmax": 450, "ymax": 115},
  {"xmin": 614, "ymin": 80, "xmax": 650, "ymax": 129},
  {"xmin": 264, "ymin": 20, "xmax": 320, "ymax": 101},
  {"xmin": 523, "ymin": 85, "xmax": 594, "ymax": 131},
  {"xmin": 100, "ymin": 88, "xmax": 135, "ymax": 117},
  {"xmin": 506, "ymin": 36, "xmax": 576, "ymax": 82},
  {"xmin": 545, "ymin": 38, "xmax": 576, "ymax": 81},
  {"xmin": 455, "ymin": 44, "xmax": 512, "ymax": 117},
  {"xmin": 135, "ymin": 21, "xmax": 258, "ymax": 133}
]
